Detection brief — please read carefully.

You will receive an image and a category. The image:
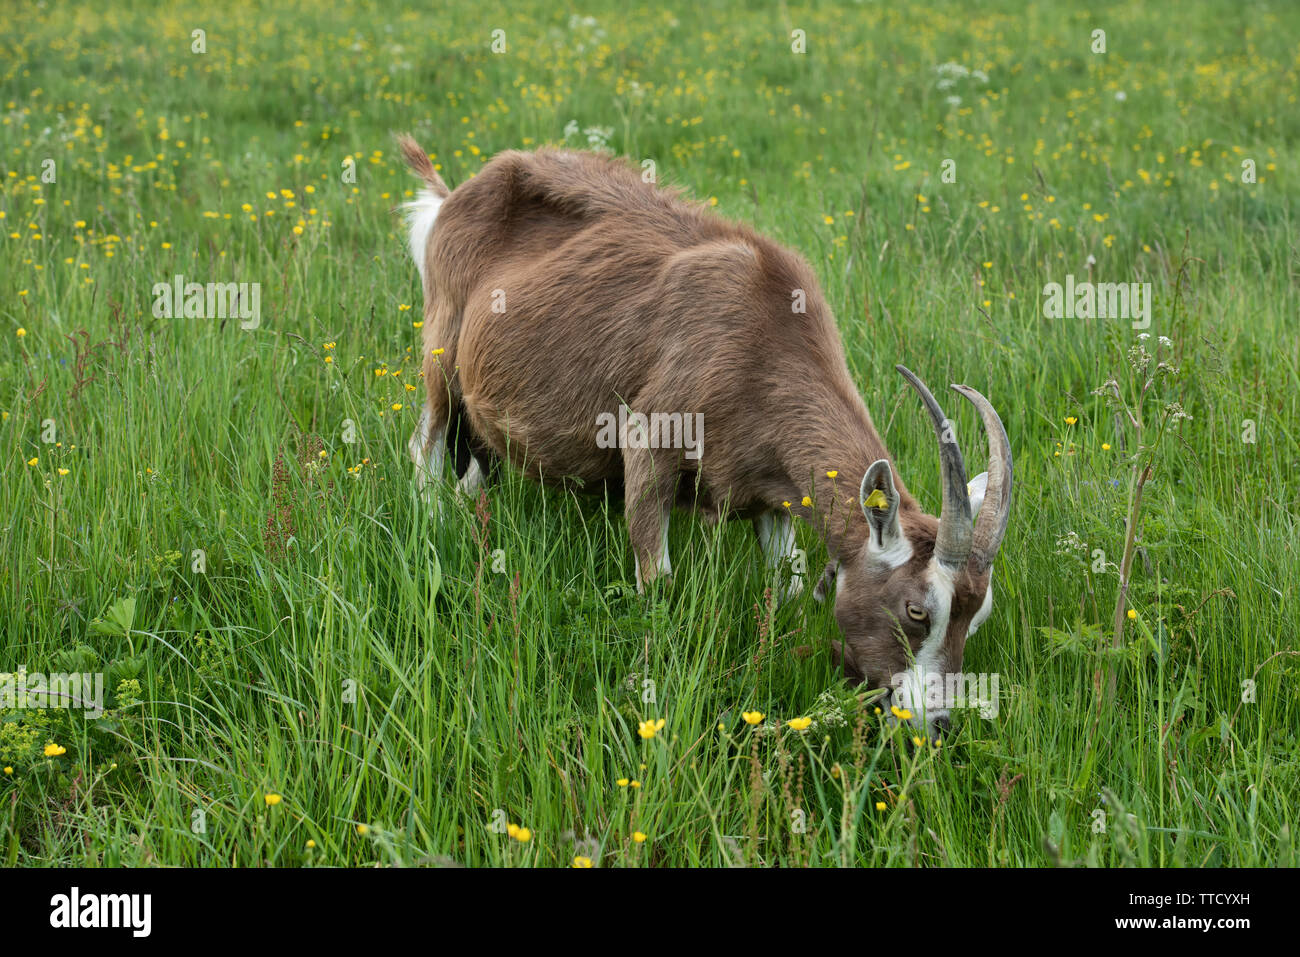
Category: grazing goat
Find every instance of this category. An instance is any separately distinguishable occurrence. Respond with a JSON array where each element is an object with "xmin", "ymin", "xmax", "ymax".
[{"xmin": 397, "ymin": 136, "xmax": 1012, "ymax": 730}]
